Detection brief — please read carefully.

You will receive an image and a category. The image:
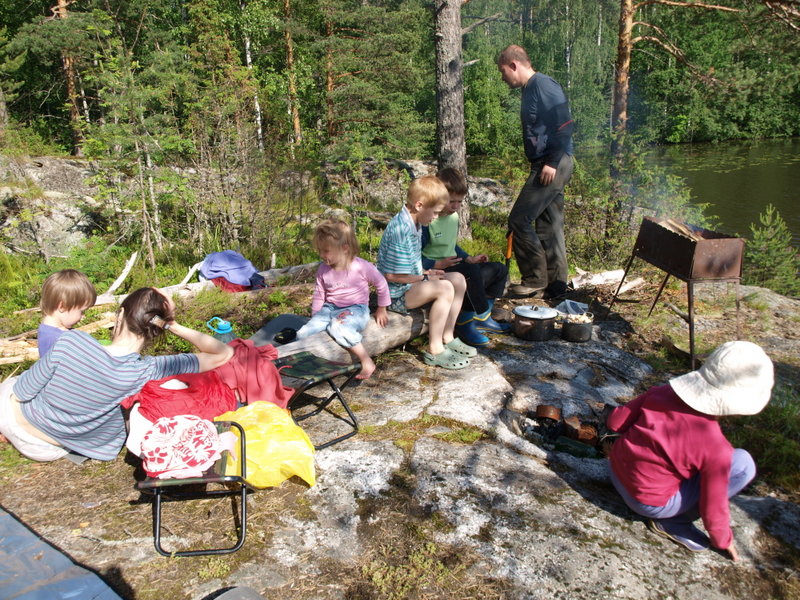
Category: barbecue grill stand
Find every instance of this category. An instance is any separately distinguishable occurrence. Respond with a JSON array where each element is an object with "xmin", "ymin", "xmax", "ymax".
[{"xmin": 607, "ymin": 216, "xmax": 744, "ymax": 368}]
